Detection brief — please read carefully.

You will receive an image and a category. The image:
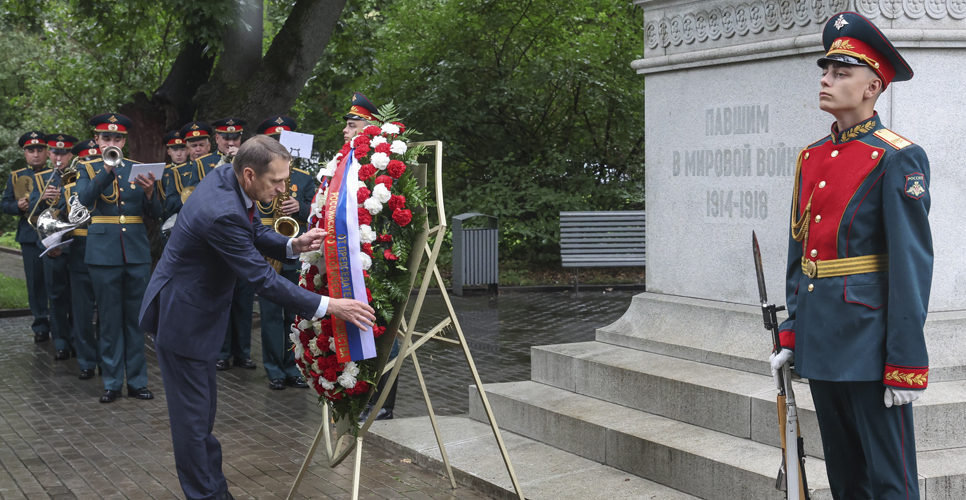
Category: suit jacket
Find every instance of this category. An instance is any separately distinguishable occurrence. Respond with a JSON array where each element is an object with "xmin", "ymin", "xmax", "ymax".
[
  {"xmin": 139, "ymin": 164, "xmax": 321, "ymax": 361},
  {"xmin": 779, "ymin": 114, "xmax": 933, "ymax": 390}
]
